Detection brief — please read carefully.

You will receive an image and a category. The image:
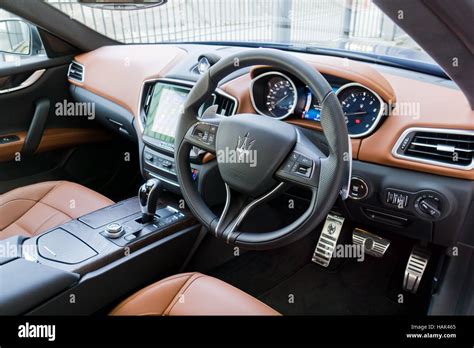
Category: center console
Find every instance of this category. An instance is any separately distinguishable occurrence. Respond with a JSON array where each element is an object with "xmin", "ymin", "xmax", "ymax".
[{"xmin": 0, "ymin": 185, "xmax": 199, "ymax": 315}]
